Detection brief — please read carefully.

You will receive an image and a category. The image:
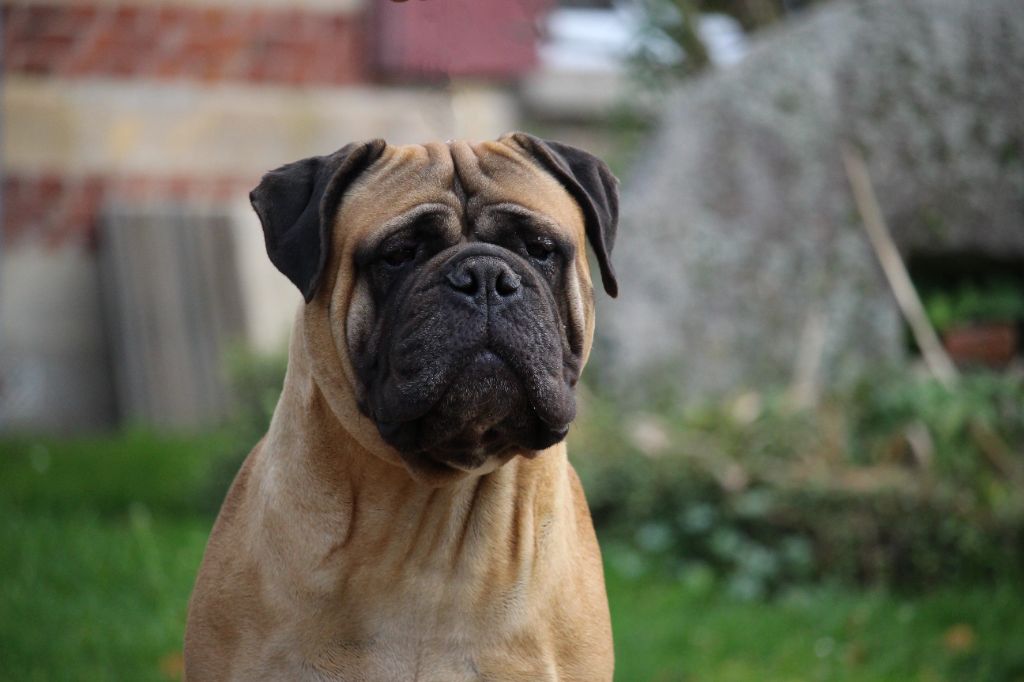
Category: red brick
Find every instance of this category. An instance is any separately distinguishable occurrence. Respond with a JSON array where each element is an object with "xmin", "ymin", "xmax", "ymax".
[
  {"xmin": 18, "ymin": 58, "xmax": 51, "ymax": 77},
  {"xmin": 23, "ymin": 5, "xmax": 64, "ymax": 37},
  {"xmin": 200, "ymin": 7, "xmax": 228, "ymax": 33},
  {"xmin": 151, "ymin": 53, "xmax": 182, "ymax": 78},
  {"xmin": 6, "ymin": 2, "xmax": 370, "ymax": 85},
  {"xmin": 244, "ymin": 58, "xmax": 270, "ymax": 83},
  {"xmin": 109, "ymin": 175, "xmax": 149, "ymax": 200},
  {"xmin": 156, "ymin": 5, "xmax": 187, "ymax": 27},
  {"xmin": 0, "ymin": 175, "xmax": 72, "ymax": 244},
  {"xmin": 64, "ymin": 5, "xmax": 100, "ymax": 30},
  {"xmin": 275, "ymin": 9, "xmax": 304, "ymax": 38},
  {"xmin": 2, "ymin": 5, "xmax": 26, "ymax": 35},
  {"xmin": 33, "ymin": 34, "xmax": 75, "ymax": 59},
  {"xmin": 112, "ymin": 6, "xmax": 139, "ymax": 27},
  {"xmin": 246, "ymin": 9, "xmax": 274, "ymax": 36},
  {"xmin": 161, "ymin": 176, "xmax": 191, "ymax": 198},
  {"xmin": 36, "ymin": 175, "xmax": 63, "ymax": 201},
  {"xmin": 128, "ymin": 8, "xmax": 161, "ymax": 39},
  {"xmin": 4, "ymin": 43, "xmax": 28, "ymax": 71}
]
